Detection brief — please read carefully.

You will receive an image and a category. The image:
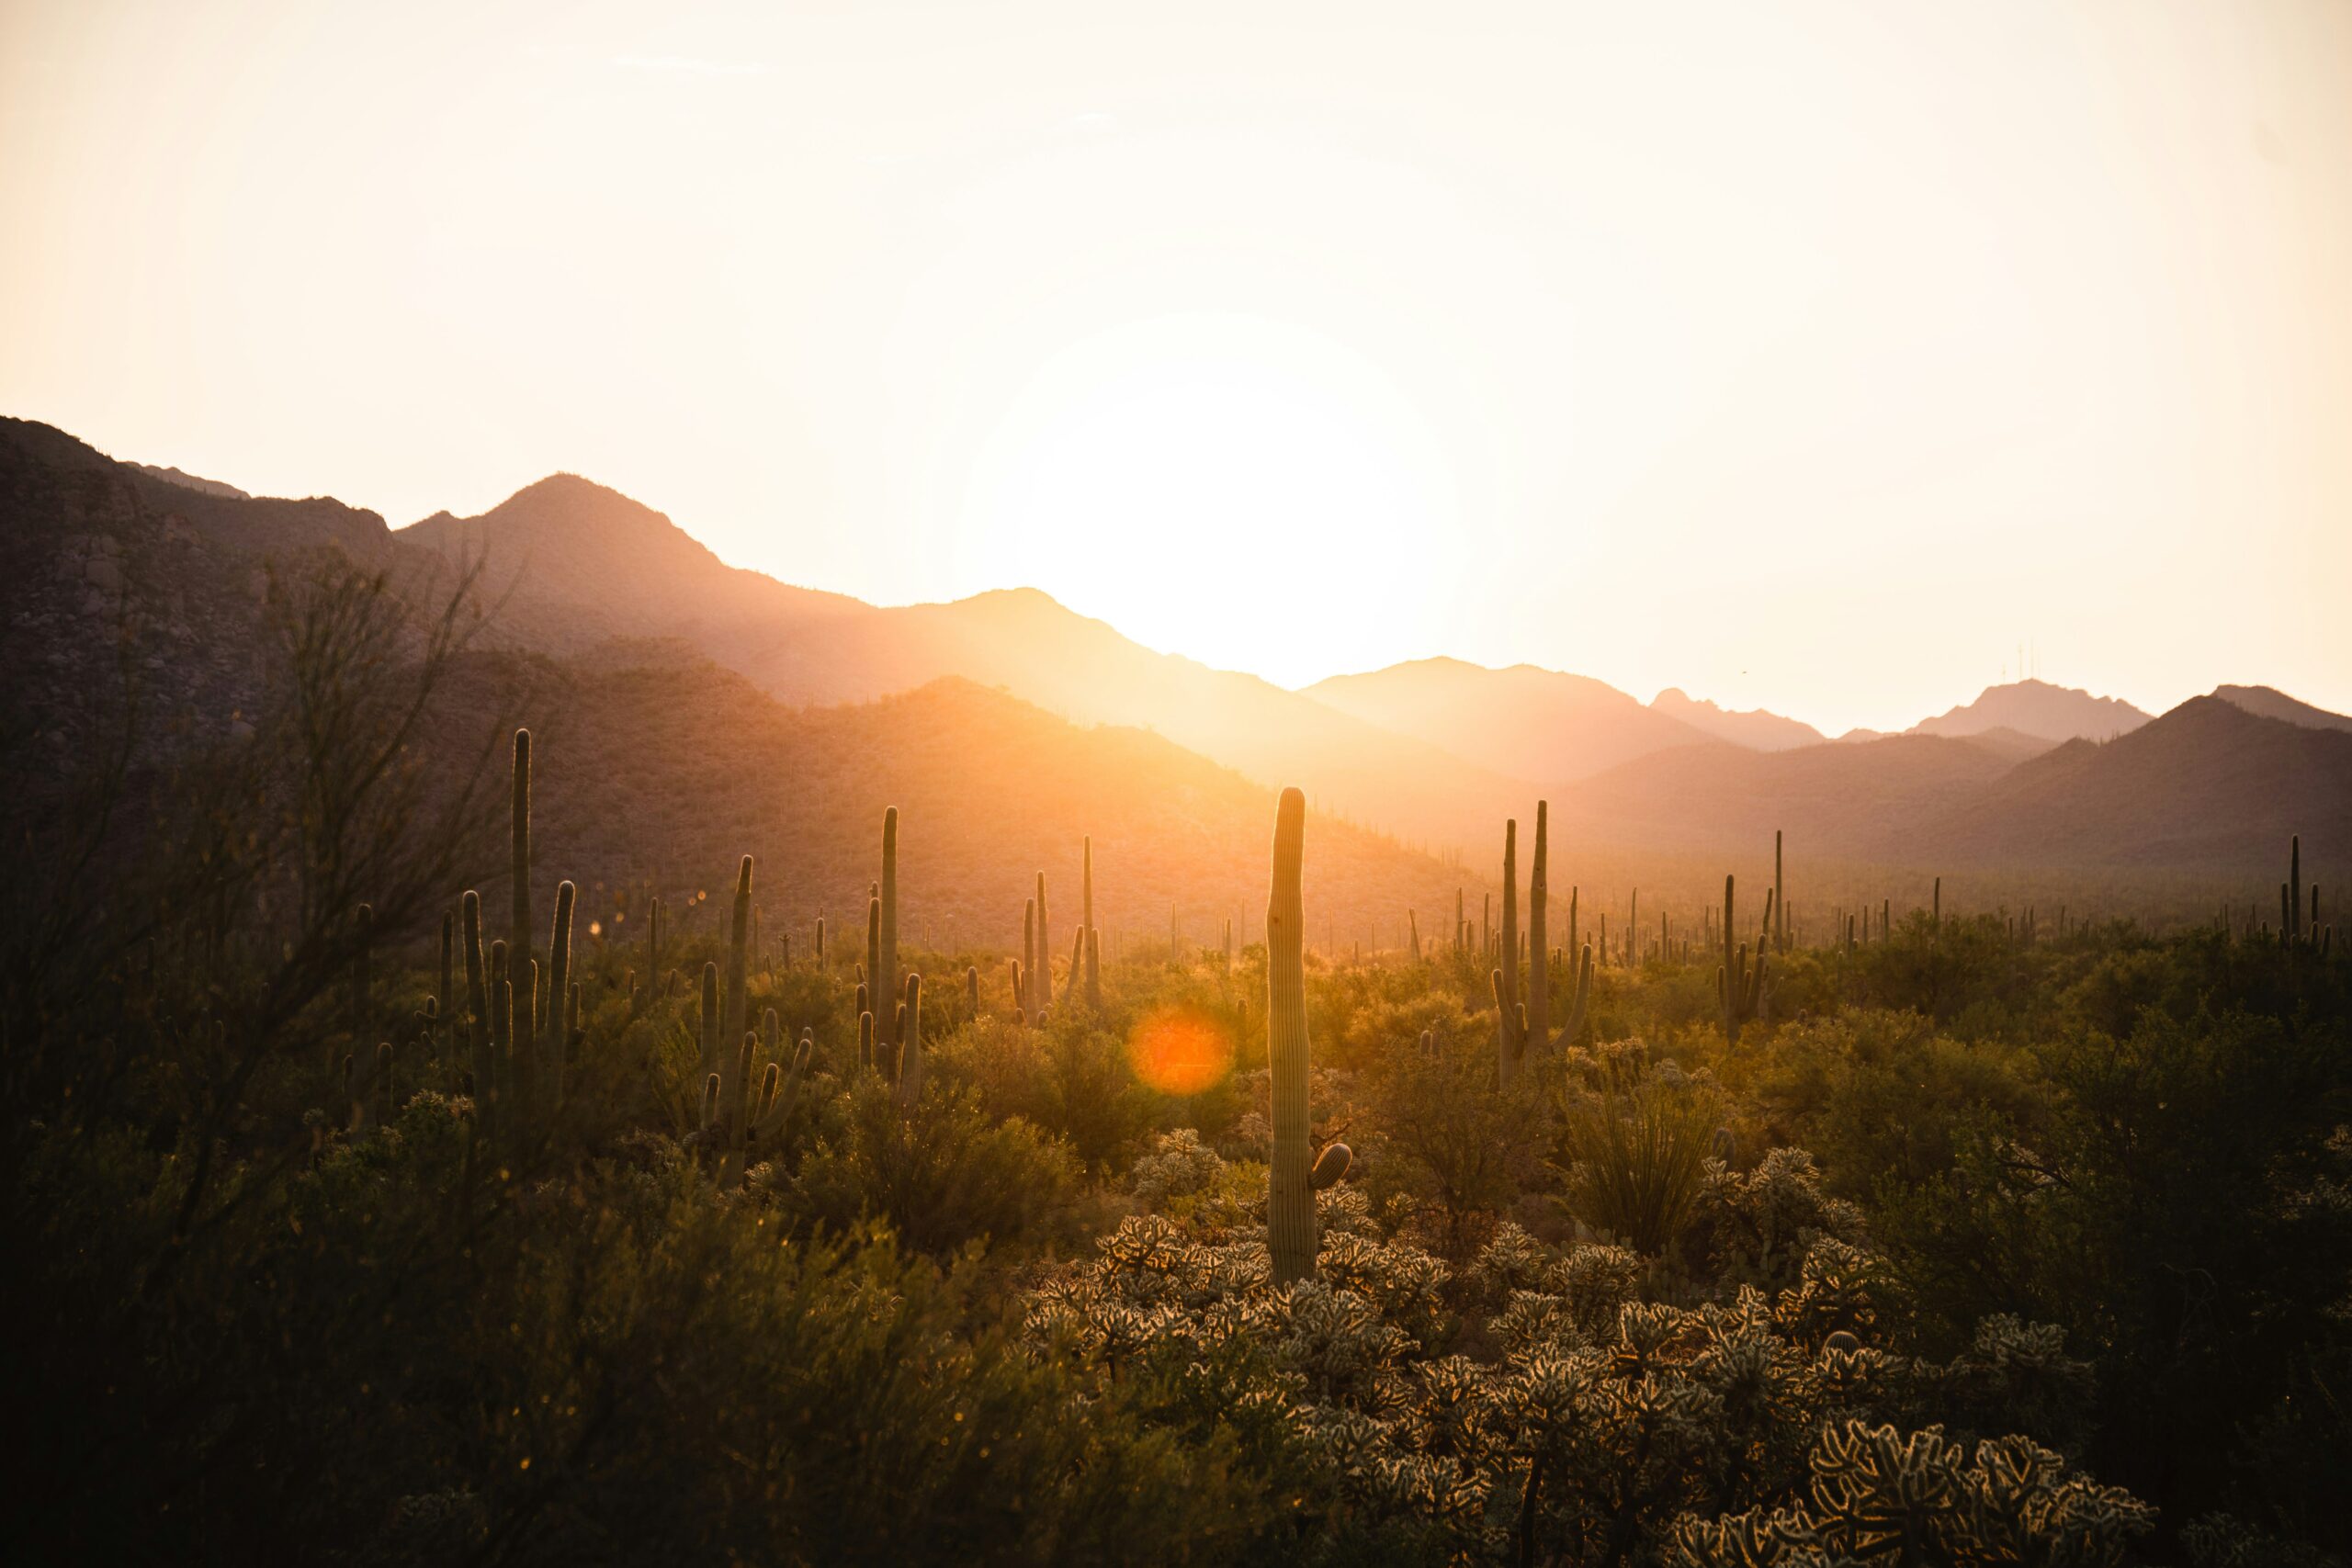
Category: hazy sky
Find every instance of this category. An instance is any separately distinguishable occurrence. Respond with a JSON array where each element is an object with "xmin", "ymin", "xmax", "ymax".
[{"xmin": 4, "ymin": 0, "xmax": 2348, "ymax": 733}]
